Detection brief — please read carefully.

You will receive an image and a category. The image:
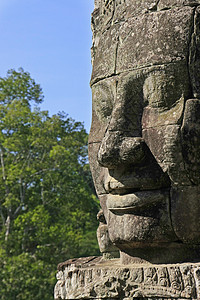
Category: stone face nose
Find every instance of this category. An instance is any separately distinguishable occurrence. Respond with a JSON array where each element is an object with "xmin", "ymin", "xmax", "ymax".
[
  {"xmin": 97, "ymin": 88, "xmax": 146, "ymax": 169},
  {"xmin": 97, "ymin": 132, "xmax": 148, "ymax": 169}
]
